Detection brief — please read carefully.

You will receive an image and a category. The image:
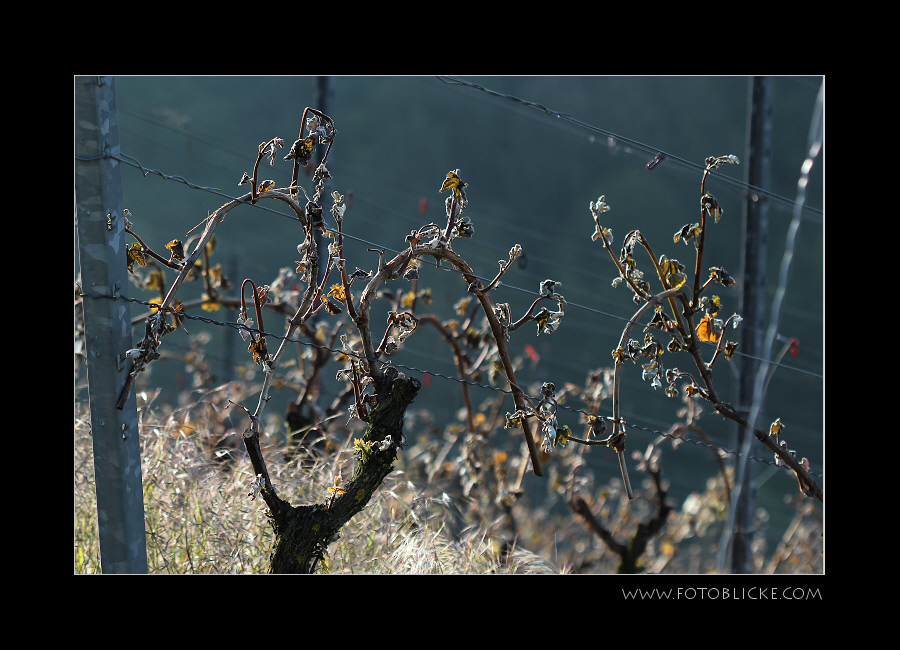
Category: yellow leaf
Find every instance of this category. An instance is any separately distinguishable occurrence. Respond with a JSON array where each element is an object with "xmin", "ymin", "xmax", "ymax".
[
  {"xmin": 769, "ymin": 418, "xmax": 783, "ymax": 436},
  {"xmin": 440, "ymin": 170, "xmax": 467, "ymax": 197},
  {"xmin": 249, "ymin": 339, "xmax": 268, "ymax": 364},
  {"xmin": 328, "ymin": 284, "xmax": 351, "ymax": 303},
  {"xmin": 322, "ymin": 298, "xmax": 342, "ymax": 314},
  {"xmin": 126, "ymin": 243, "xmax": 147, "ymax": 272},
  {"xmin": 165, "ymin": 239, "xmax": 185, "ymax": 261},
  {"xmin": 285, "ymin": 137, "xmax": 315, "ymax": 163},
  {"xmin": 696, "ymin": 314, "xmax": 721, "ymax": 343}
]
